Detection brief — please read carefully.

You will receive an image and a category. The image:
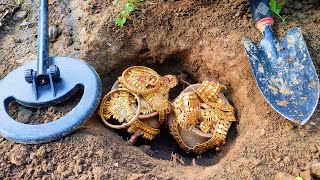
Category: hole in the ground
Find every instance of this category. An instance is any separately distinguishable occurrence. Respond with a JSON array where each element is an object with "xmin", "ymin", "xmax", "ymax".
[
  {"xmin": 102, "ymin": 51, "xmax": 238, "ymax": 167},
  {"xmin": 8, "ymin": 88, "xmax": 84, "ymax": 124}
]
